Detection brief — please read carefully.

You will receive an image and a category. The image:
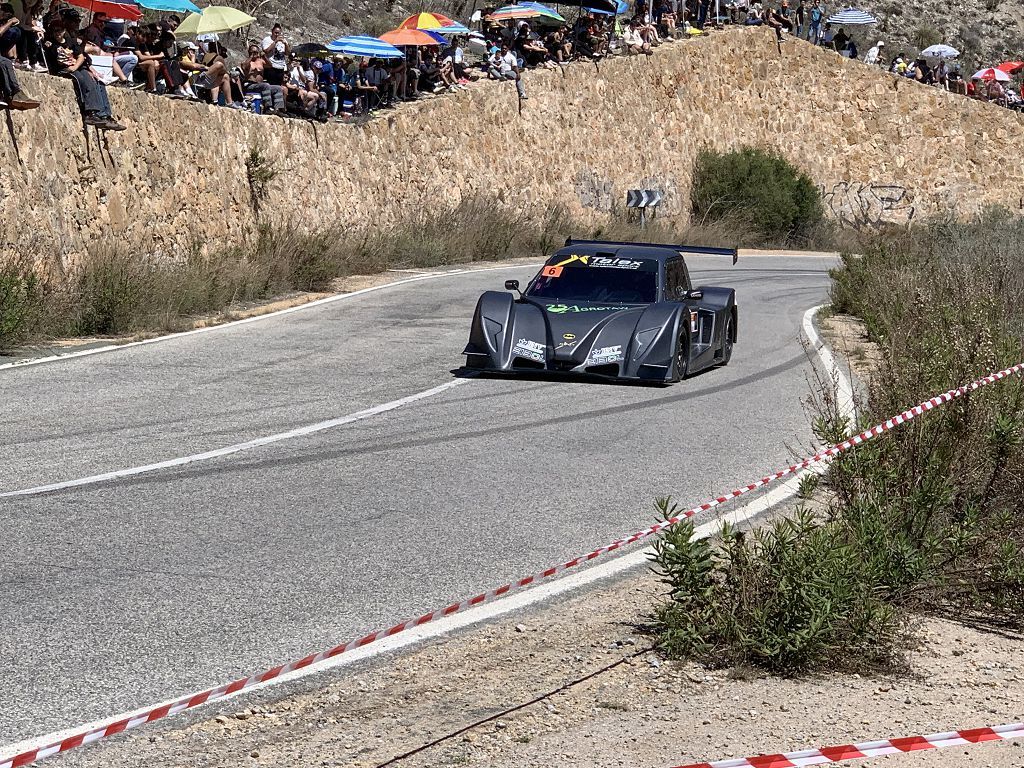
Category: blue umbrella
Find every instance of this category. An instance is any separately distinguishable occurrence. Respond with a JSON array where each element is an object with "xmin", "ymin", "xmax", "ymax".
[
  {"xmin": 138, "ymin": 0, "xmax": 201, "ymax": 12},
  {"xmin": 326, "ymin": 35, "xmax": 405, "ymax": 58},
  {"xmin": 583, "ymin": 0, "xmax": 627, "ymax": 13}
]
